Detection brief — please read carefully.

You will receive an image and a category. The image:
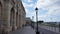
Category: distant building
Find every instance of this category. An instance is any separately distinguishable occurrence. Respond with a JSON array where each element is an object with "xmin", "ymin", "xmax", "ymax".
[
  {"xmin": 26, "ymin": 17, "xmax": 32, "ymax": 25},
  {"xmin": 44, "ymin": 22, "xmax": 60, "ymax": 25},
  {"xmin": 0, "ymin": 0, "xmax": 26, "ymax": 34}
]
